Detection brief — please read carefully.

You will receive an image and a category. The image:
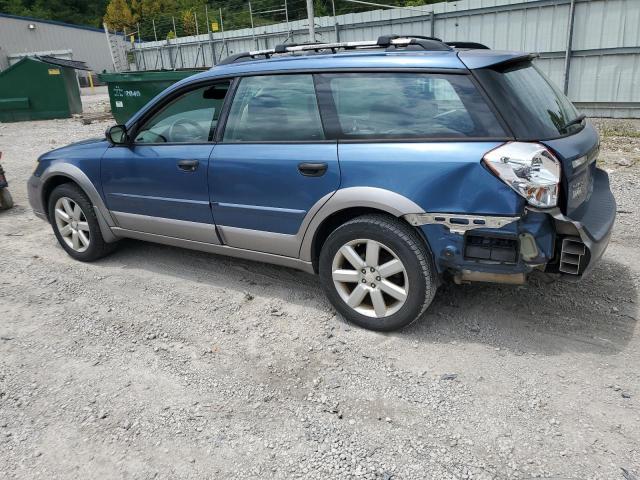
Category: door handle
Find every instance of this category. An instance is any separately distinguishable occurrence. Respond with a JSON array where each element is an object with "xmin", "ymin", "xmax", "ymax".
[
  {"xmin": 177, "ymin": 159, "xmax": 199, "ymax": 172},
  {"xmin": 298, "ymin": 162, "xmax": 328, "ymax": 177}
]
